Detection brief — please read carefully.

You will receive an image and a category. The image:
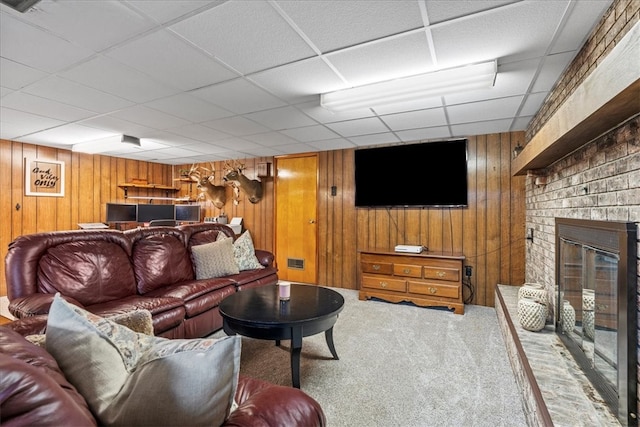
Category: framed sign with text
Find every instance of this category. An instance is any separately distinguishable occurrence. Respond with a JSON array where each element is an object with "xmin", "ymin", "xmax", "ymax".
[{"xmin": 25, "ymin": 158, "xmax": 65, "ymax": 197}]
